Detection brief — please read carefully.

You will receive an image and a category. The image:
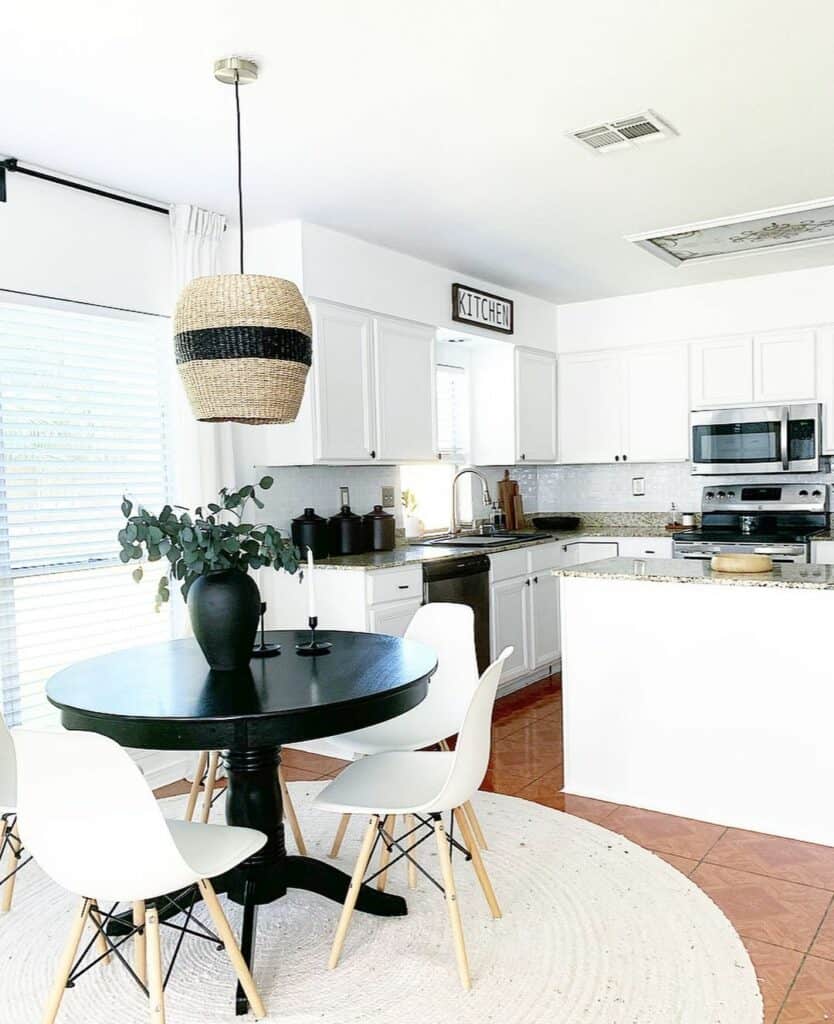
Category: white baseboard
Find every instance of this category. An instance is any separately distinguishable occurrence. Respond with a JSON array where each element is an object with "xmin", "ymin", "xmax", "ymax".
[{"xmin": 496, "ymin": 658, "xmax": 561, "ymax": 700}]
